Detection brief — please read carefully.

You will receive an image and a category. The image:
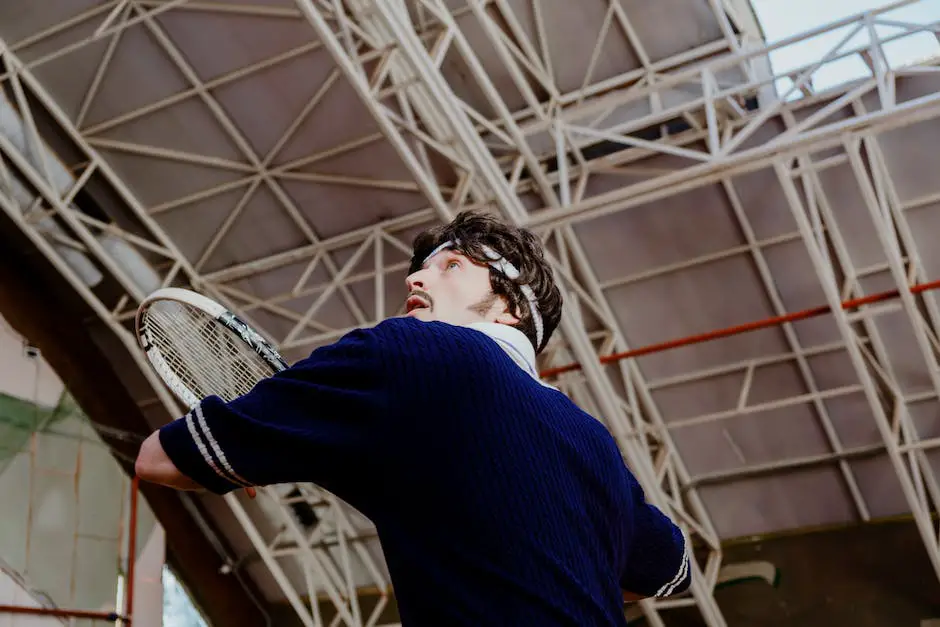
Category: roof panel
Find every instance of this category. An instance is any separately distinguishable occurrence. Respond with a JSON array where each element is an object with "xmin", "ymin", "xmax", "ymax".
[
  {"xmin": 910, "ymin": 401, "xmax": 940, "ymax": 440},
  {"xmin": 209, "ymin": 50, "xmax": 338, "ymax": 158},
  {"xmin": 94, "ymin": 95, "xmax": 245, "ymax": 160},
  {"xmin": 907, "ymin": 201, "xmax": 940, "ymax": 277},
  {"xmin": 606, "ymin": 254, "xmax": 789, "ymax": 380},
  {"xmin": 267, "ymin": 76, "xmax": 384, "ymax": 166},
  {"xmin": 98, "ymin": 151, "xmax": 247, "ymax": 209},
  {"xmin": 80, "ymin": 25, "xmax": 193, "ymax": 129},
  {"xmin": 573, "ymin": 182, "xmax": 745, "ymax": 284},
  {"xmin": 866, "ymin": 308, "xmax": 936, "ymax": 396},
  {"xmin": 277, "ymin": 179, "xmax": 427, "ymax": 238},
  {"xmin": 806, "ymin": 349, "xmax": 860, "ymax": 396},
  {"xmin": 847, "ymin": 456, "xmax": 910, "ymax": 519},
  {"xmin": 199, "ymin": 184, "xmax": 311, "ymax": 272},
  {"xmin": 724, "ymin": 405, "xmax": 833, "ymax": 466},
  {"xmin": 152, "ymin": 185, "xmax": 251, "ymax": 264},
  {"xmin": 878, "ymin": 118, "xmax": 940, "ymax": 204},
  {"xmin": 822, "ymin": 393, "xmax": 881, "ymax": 449},
  {"xmin": 699, "ymin": 468, "xmax": 857, "ymax": 538},
  {"xmin": 0, "ymin": 1, "xmax": 100, "ymax": 50},
  {"xmin": 4, "ymin": 0, "xmax": 940, "ymax": 622},
  {"xmin": 817, "ymin": 161, "xmax": 891, "ymax": 272},
  {"xmin": 619, "ymin": 0, "xmax": 726, "ymax": 61},
  {"xmin": 730, "ymin": 169, "xmax": 801, "ymax": 241},
  {"xmin": 153, "ymin": 9, "xmax": 314, "ymax": 82}
]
